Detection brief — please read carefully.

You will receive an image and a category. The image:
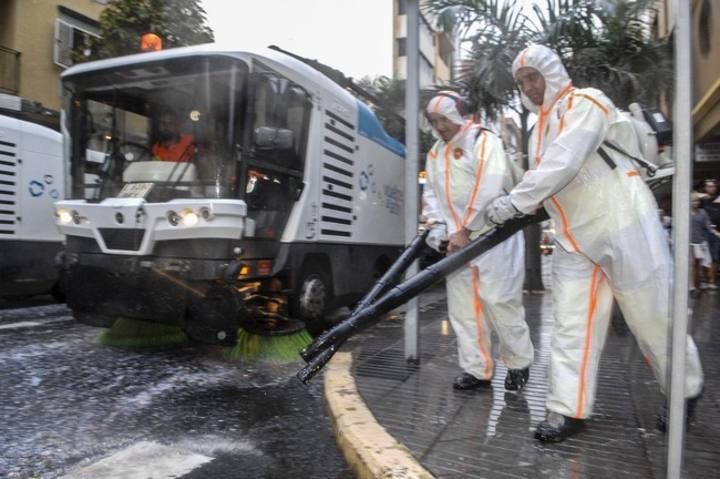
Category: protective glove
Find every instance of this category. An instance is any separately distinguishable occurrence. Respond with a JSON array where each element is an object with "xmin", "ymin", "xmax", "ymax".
[
  {"xmin": 447, "ymin": 228, "xmax": 470, "ymax": 254},
  {"xmin": 425, "ymin": 223, "xmax": 448, "ymax": 253},
  {"xmin": 486, "ymin": 195, "xmax": 523, "ymax": 226}
]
